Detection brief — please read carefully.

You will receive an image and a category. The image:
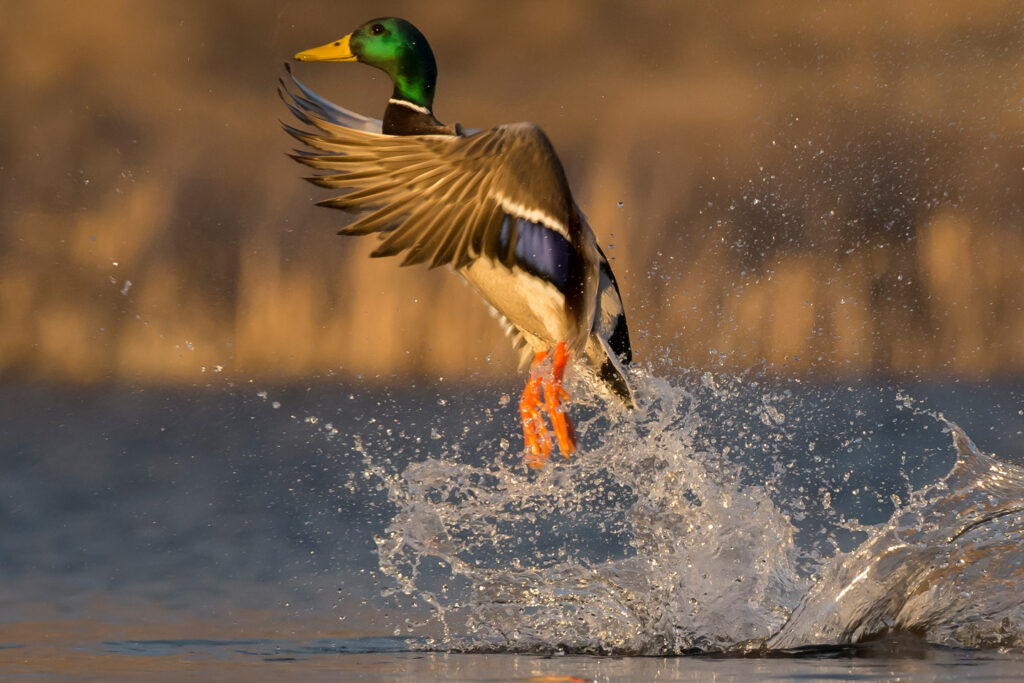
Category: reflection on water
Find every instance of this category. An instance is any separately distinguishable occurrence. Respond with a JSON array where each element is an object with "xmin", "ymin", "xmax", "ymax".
[
  {"xmin": 1, "ymin": 376, "xmax": 1023, "ymax": 677},
  {"xmin": 105, "ymin": 635, "xmax": 413, "ymax": 657}
]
